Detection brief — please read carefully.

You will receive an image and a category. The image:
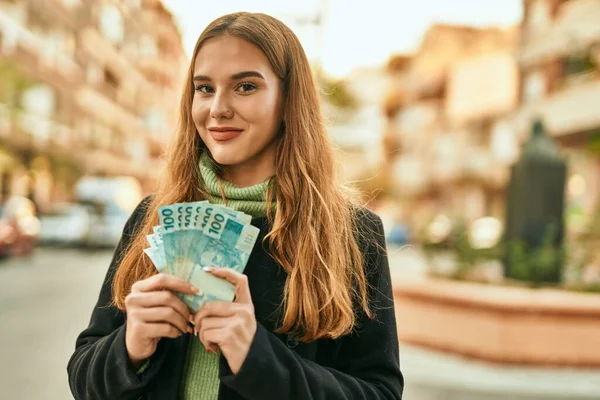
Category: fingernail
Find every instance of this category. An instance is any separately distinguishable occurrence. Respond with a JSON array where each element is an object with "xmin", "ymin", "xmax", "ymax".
[
  {"xmin": 191, "ymin": 286, "xmax": 200, "ymax": 293},
  {"xmin": 202, "ymin": 266, "xmax": 214, "ymax": 272}
]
